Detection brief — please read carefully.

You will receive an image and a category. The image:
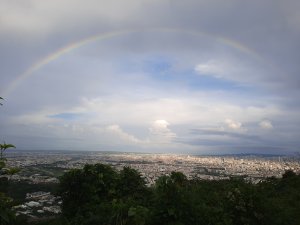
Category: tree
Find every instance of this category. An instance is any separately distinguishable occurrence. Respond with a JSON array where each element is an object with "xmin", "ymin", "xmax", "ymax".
[
  {"xmin": 59, "ymin": 164, "xmax": 119, "ymax": 224},
  {"xmin": 0, "ymin": 97, "xmax": 15, "ymax": 165},
  {"xmin": 58, "ymin": 164, "xmax": 152, "ymax": 225},
  {"xmin": 0, "ymin": 192, "xmax": 15, "ymax": 225},
  {"xmin": 0, "ymin": 142, "xmax": 15, "ymax": 162},
  {"xmin": 111, "ymin": 167, "xmax": 149, "ymax": 225},
  {"xmin": 282, "ymin": 169, "xmax": 296, "ymax": 179},
  {"xmin": 151, "ymin": 172, "xmax": 192, "ymax": 225},
  {"xmin": 0, "ymin": 97, "xmax": 17, "ymax": 225},
  {"xmin": 117, "ymin": 166, "xmax": 147, "ymax": 201}
]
